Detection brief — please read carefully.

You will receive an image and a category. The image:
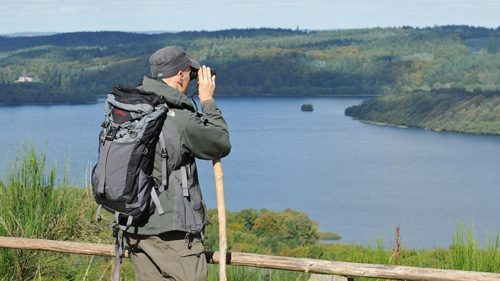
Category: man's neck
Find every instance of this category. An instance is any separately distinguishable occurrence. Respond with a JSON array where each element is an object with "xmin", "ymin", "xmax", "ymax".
[{"xmin": 162, "ymin": 78, "xmax": 185, "ymax": 95}]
